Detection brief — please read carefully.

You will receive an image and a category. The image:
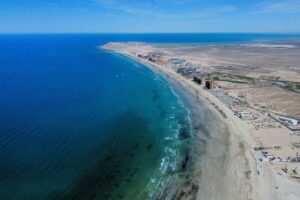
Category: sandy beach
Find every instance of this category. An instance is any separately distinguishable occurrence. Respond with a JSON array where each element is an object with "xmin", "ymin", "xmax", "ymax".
[
  {"xmin": 161, "ymin": 64, "xmax": 256, "ymax": 200},
  {"xmin": 102, "ymin": 42, "xmax": 300, "ymax": 200}
]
